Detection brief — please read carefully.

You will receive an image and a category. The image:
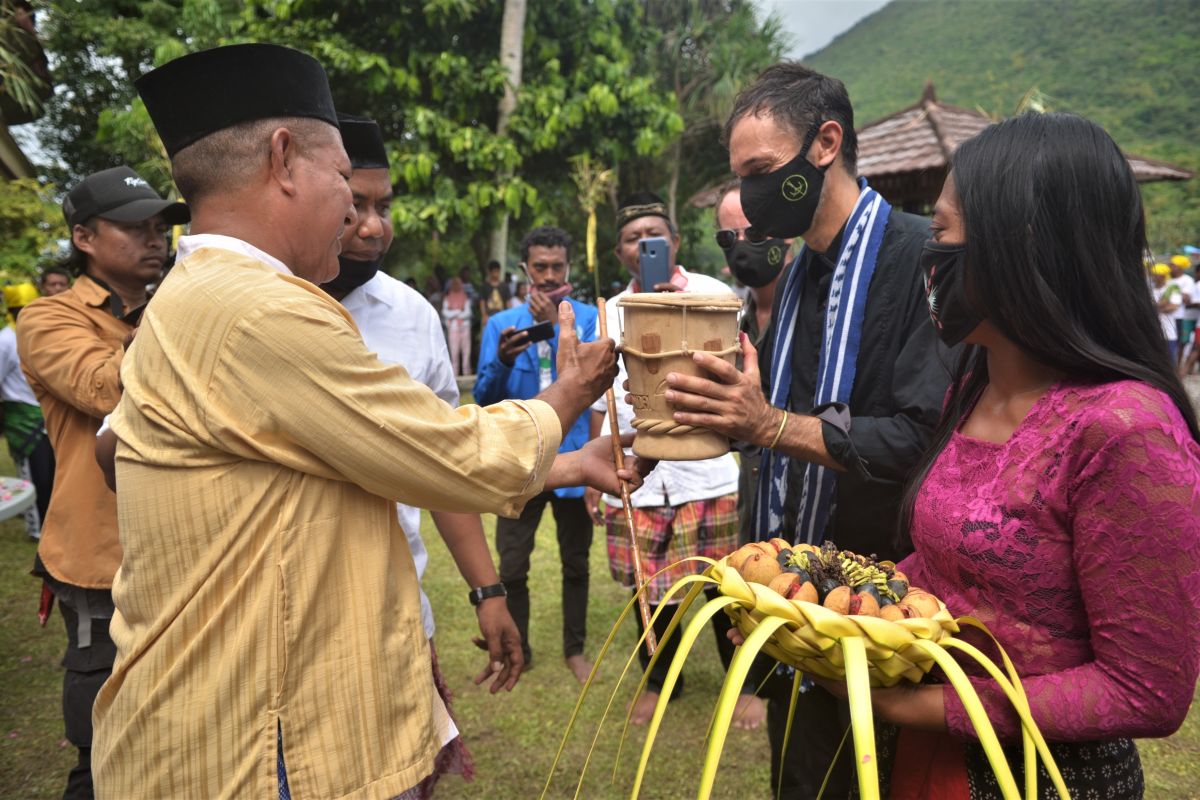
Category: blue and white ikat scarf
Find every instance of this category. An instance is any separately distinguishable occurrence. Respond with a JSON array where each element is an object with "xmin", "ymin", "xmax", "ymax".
[{"xmin": 754, "ymin": 179, "xmax": 892, "ymax": 545}]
